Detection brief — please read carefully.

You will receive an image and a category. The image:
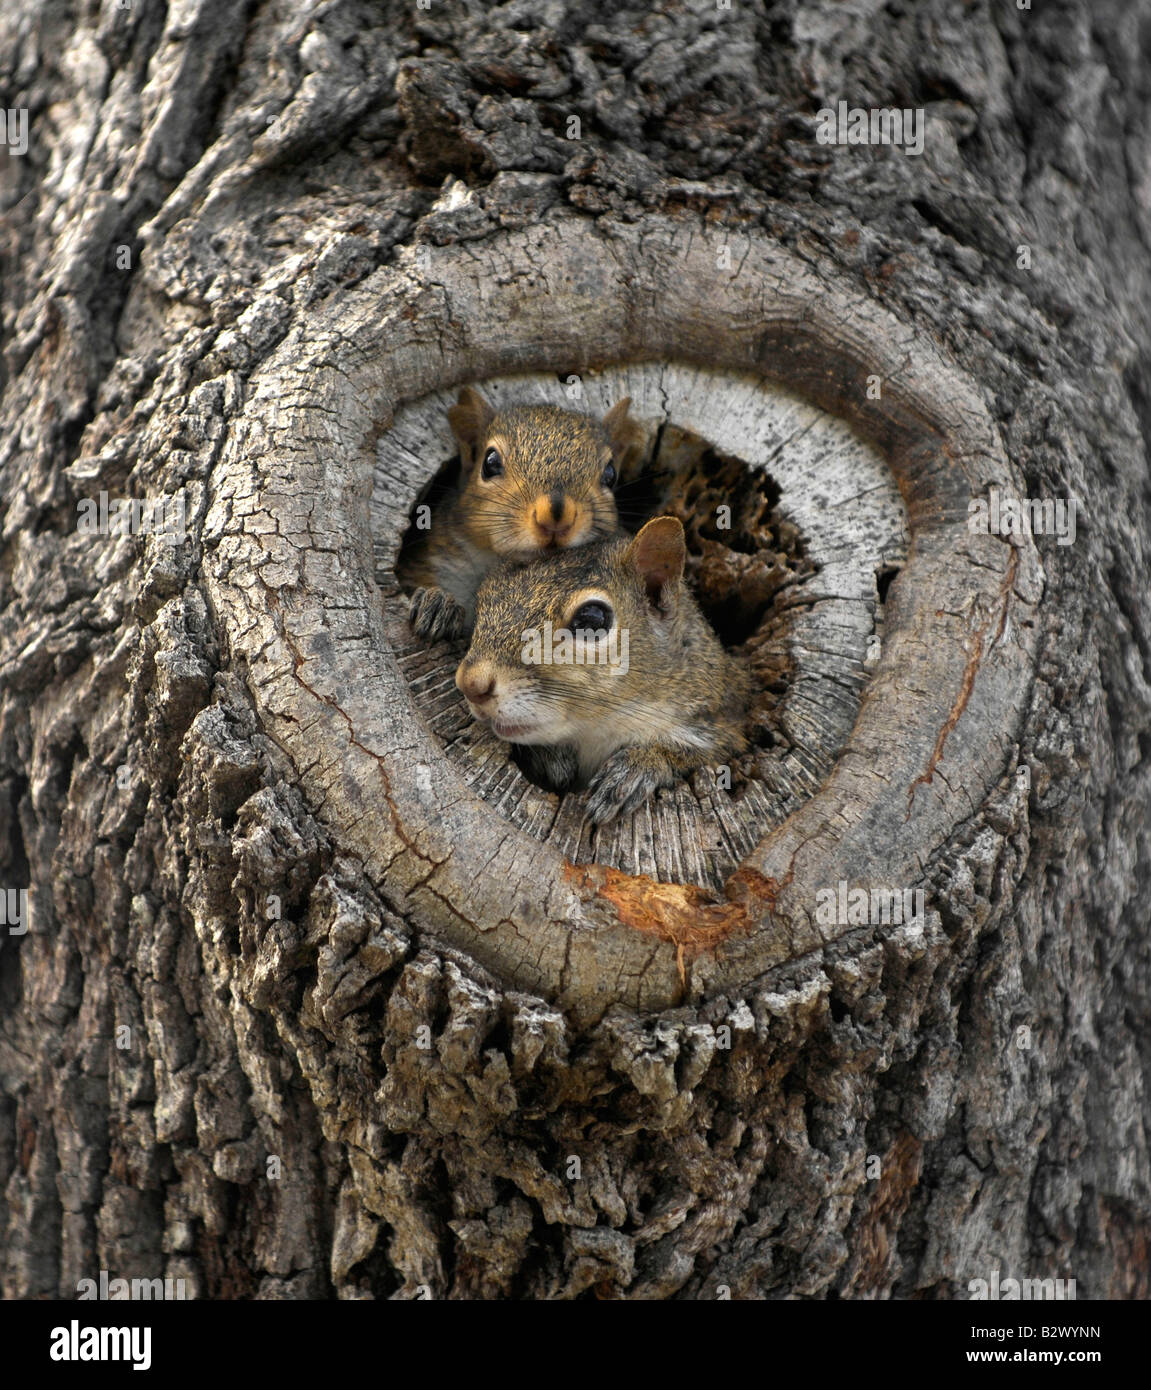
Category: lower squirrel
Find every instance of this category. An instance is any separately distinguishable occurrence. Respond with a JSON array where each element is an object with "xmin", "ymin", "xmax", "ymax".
[
  {"xmin": 455, "ymin": 516, "xmax": 751, "ymax": 823},
  {"xmin": 398, "ymin": 387, "xmax": 634, "ymax": 642}
]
